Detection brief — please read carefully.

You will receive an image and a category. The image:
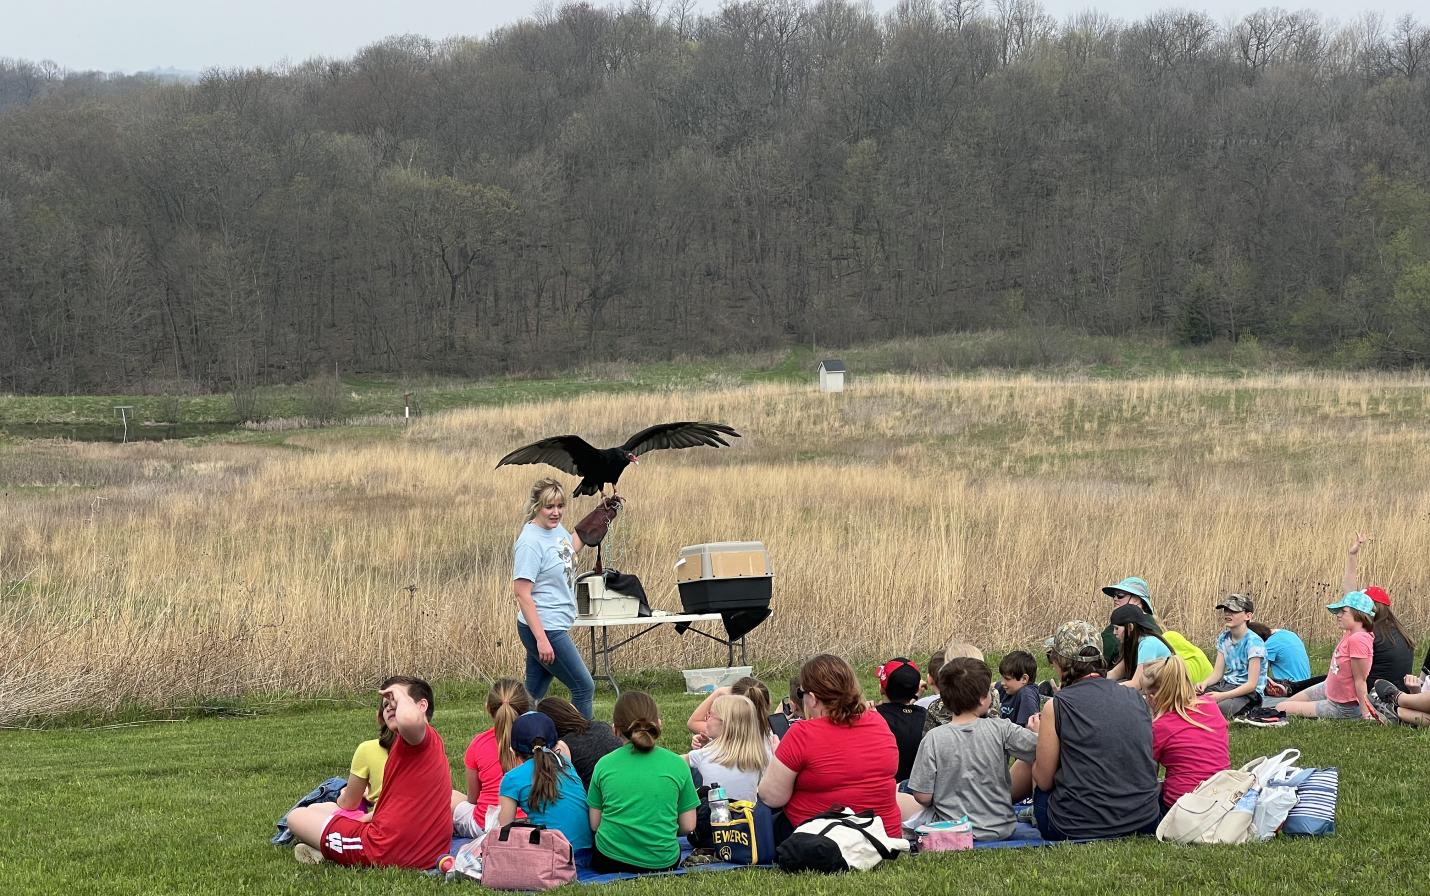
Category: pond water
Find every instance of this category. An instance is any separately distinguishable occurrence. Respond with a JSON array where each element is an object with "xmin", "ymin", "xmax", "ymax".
[{"xmin": 0, "ymin": 422, "xmax": 241, "ymax": 442}]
